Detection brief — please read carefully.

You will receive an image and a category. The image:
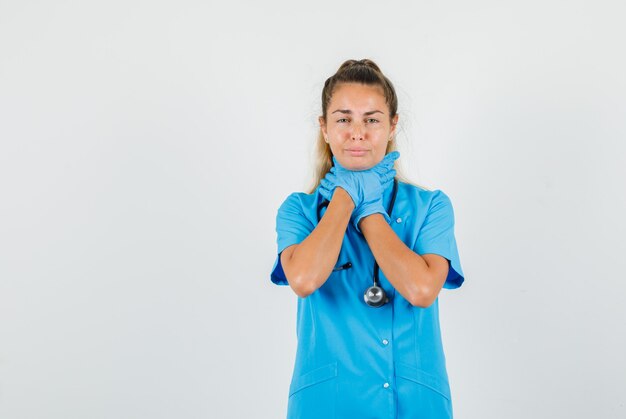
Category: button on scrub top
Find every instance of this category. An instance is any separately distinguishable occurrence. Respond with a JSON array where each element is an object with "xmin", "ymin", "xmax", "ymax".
[{"xmin": 270, "ymin": 180, "xmax": 465, "ymax": 419}]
